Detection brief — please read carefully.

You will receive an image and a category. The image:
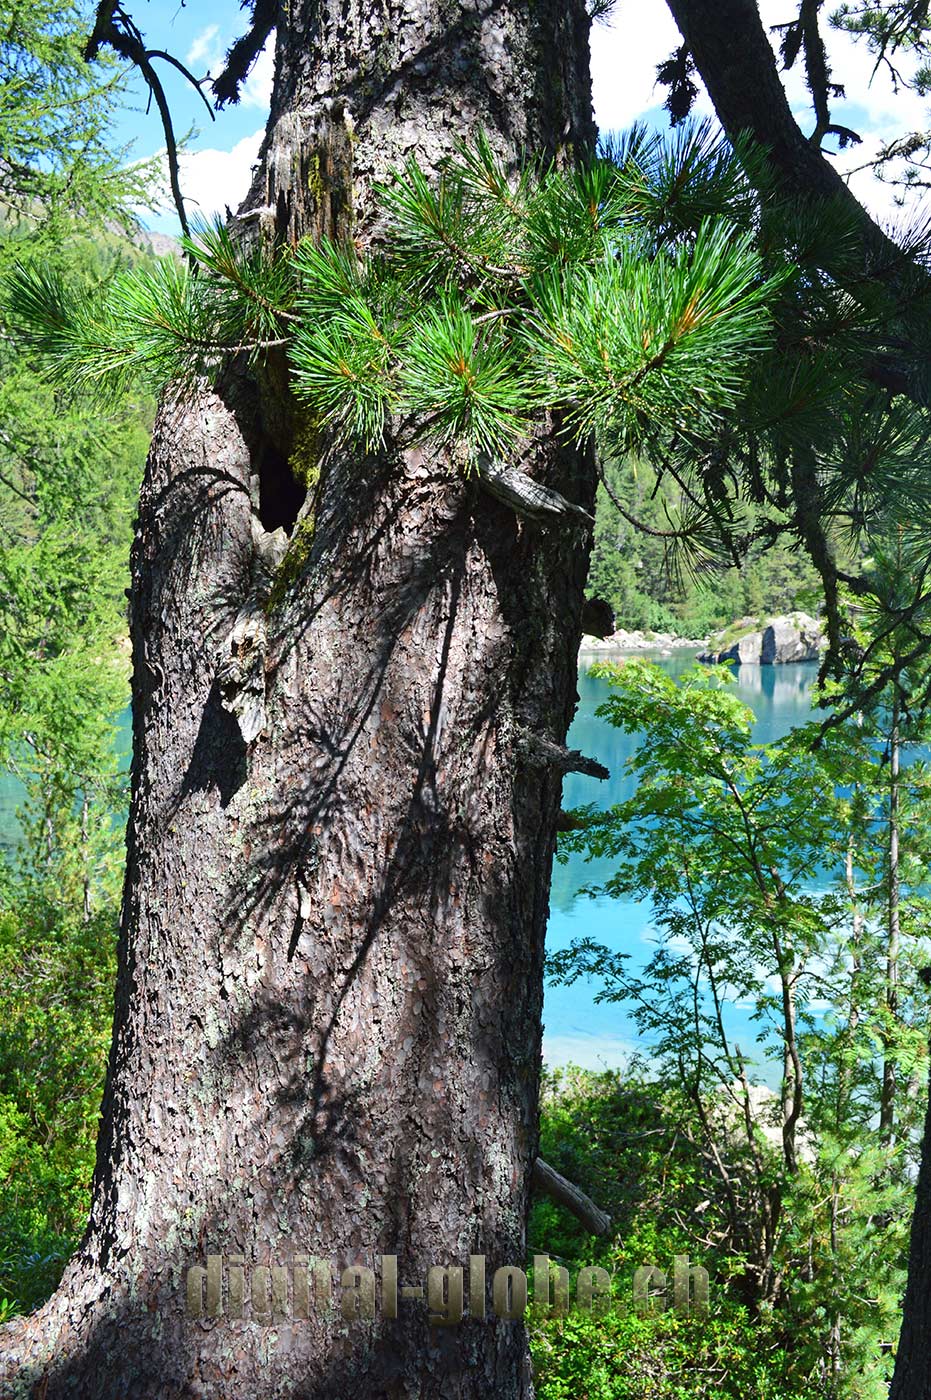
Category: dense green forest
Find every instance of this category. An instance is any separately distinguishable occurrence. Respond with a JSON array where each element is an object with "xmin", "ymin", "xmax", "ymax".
[
  {"xmin": 5, "ymin": 1, "xmax": 931, "ymax": 1398},
  {"xmin": 588, "ymin": 458, "xmax": 823, "ymax": 638},
  {"xmin": 0, "ymin": 0, "xmax": 153, "ymax": 1326}
]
